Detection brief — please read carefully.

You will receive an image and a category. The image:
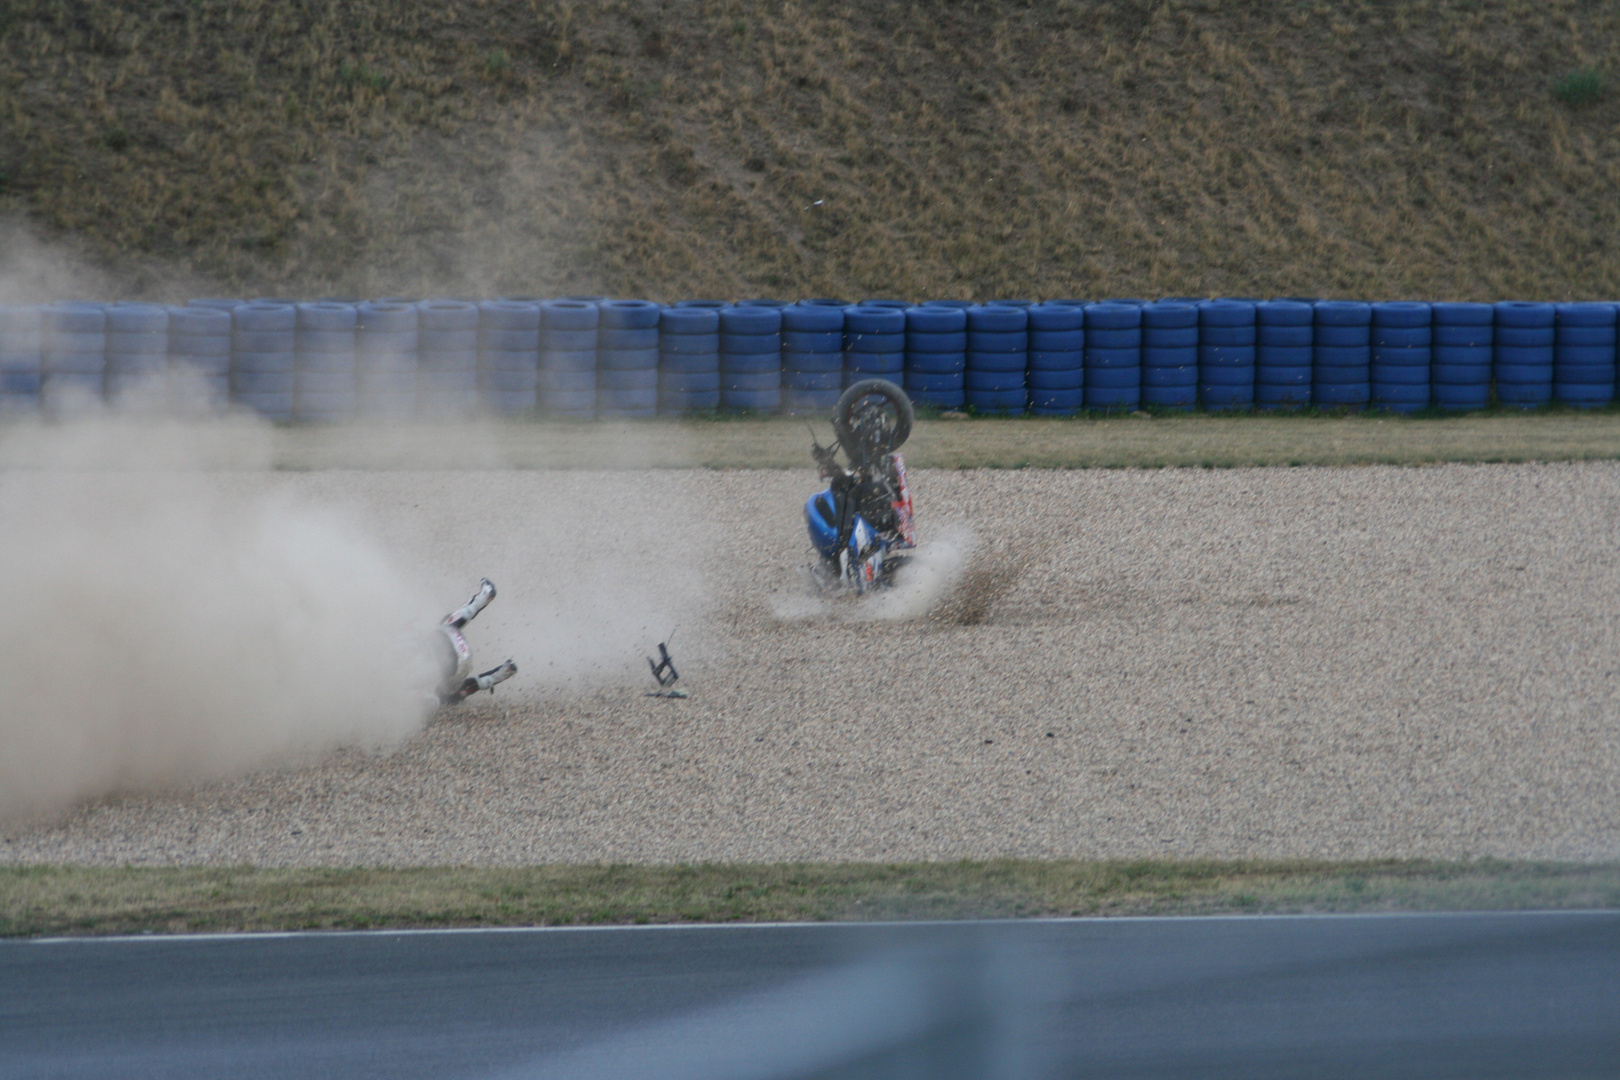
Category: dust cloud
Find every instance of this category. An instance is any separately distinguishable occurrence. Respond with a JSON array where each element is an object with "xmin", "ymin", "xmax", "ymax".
[
  {"xmin": 0, "ymin": 385, "xmax": 440, "ymax": 823},
  {"xmin": 771, "ymin": 526, "xmax": 976, "ymax": 624}
]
